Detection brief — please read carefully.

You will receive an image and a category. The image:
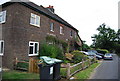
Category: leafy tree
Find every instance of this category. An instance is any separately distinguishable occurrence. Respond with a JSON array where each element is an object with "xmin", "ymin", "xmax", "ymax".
[
  {"xmin": 82, "ymin": 41, "xmax": 91, "ymax": 51},
  {"xmin": 91, "ymin": 23, "xmax": 117, "ymax": 52},
  {"xmin": 116, "ymin": 29, "xmax": 120, "ymax": 44}
]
